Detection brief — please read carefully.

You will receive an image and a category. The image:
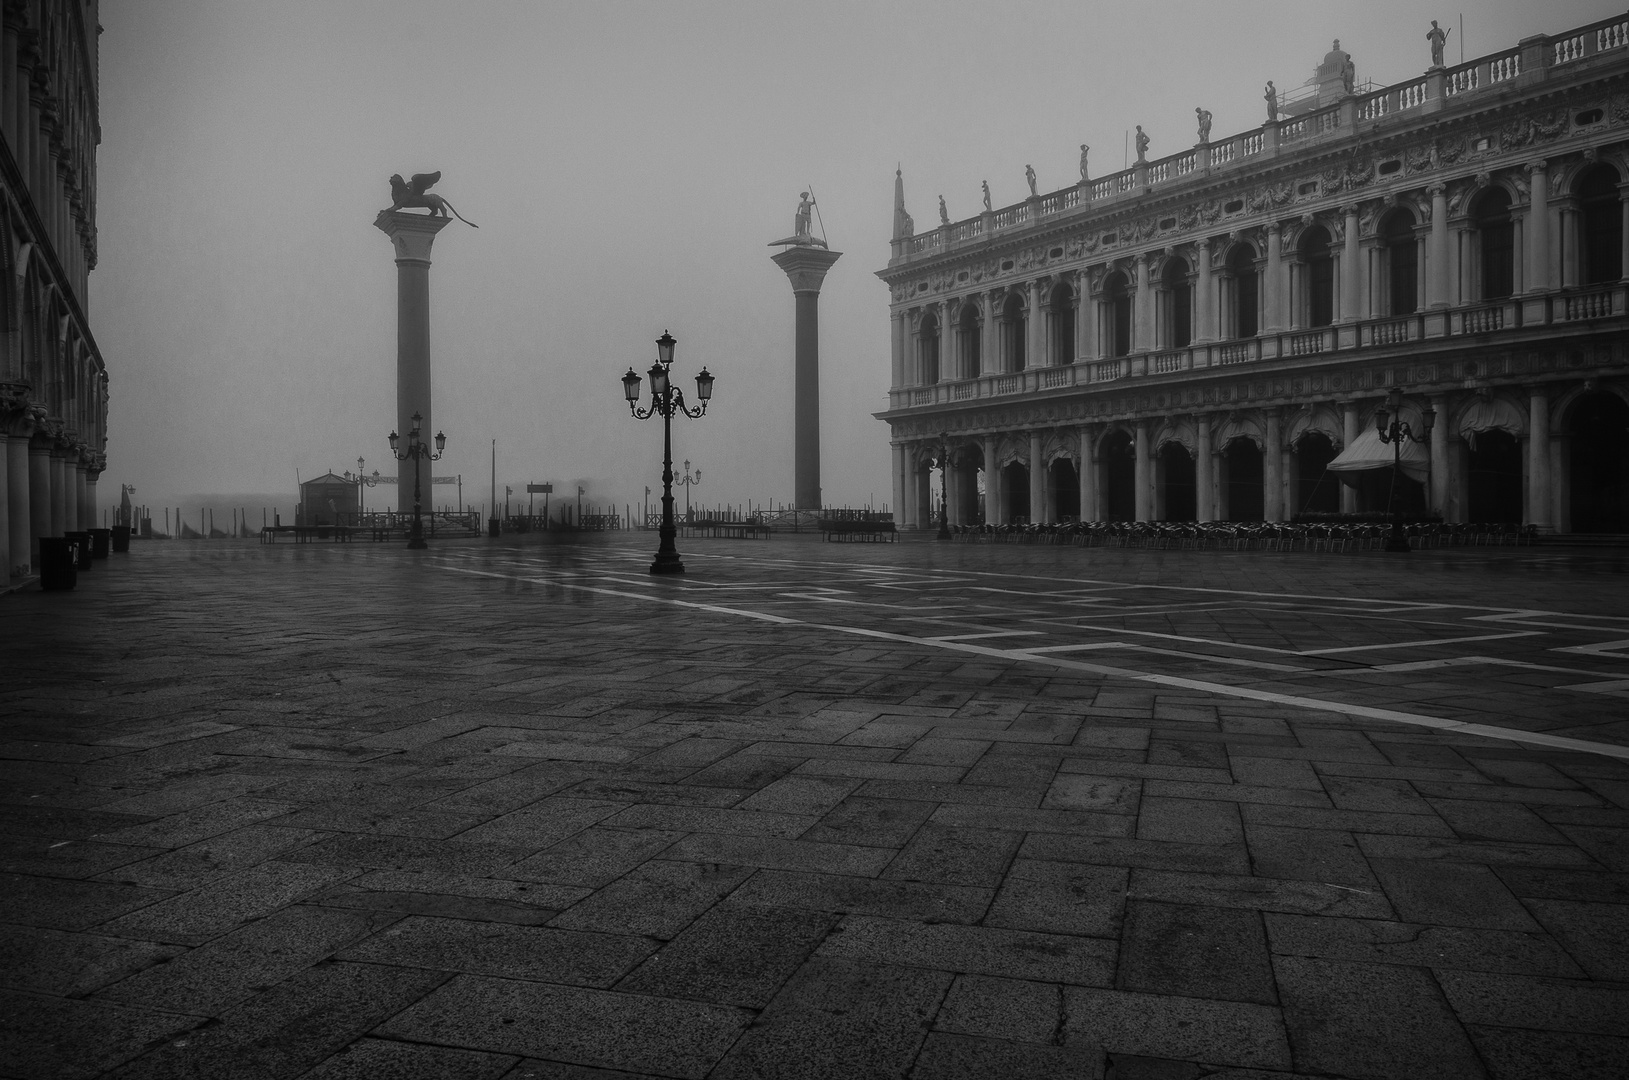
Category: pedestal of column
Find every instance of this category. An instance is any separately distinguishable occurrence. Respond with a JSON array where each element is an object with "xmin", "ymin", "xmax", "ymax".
[
  {"xmin": 770, "ymin": 245, "xmax": 842, "ymax": 511},
  {"xmin": 375, "ymin": 211, "xmax": 453, "ymax": 512}
]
